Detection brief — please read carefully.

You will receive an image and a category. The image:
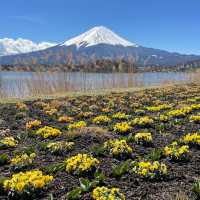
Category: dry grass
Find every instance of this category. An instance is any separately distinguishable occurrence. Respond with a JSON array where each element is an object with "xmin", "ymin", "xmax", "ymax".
[
  {"xmin": 66, "ymin": 126, "xmax": 112, "ymax": 140},
  {"xmin": 174, "ymin": 192, "xmax": 189, "ymax": 200},
  {"xmin": 168, "ymin": 191, "xmax": 196, "ymax": 200},
  {"xmin": 1, "ymin": 71, "xmax": 200, "ymax": 101},
  {"xmin": 0, "ymin": 83, "xmax": 179, "ymax": 104}
]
